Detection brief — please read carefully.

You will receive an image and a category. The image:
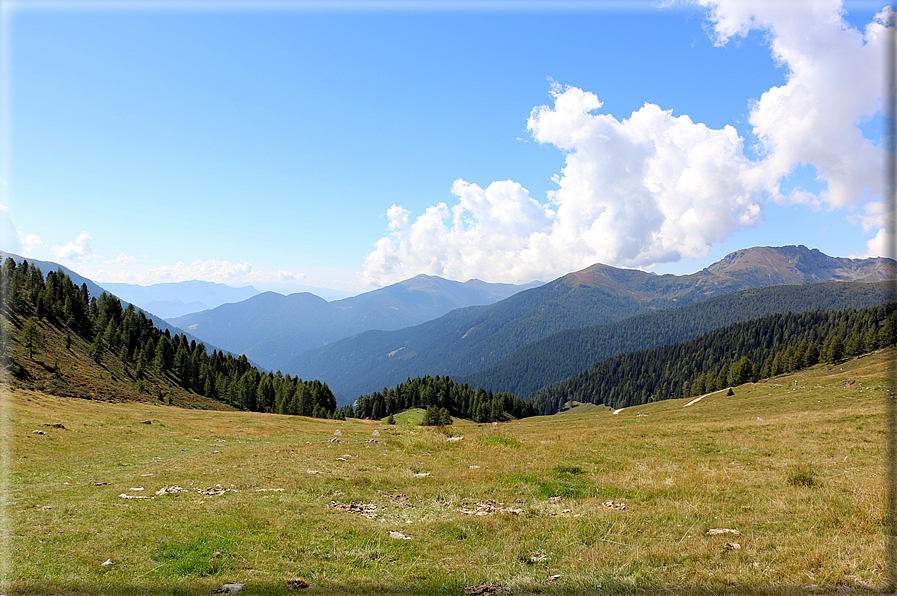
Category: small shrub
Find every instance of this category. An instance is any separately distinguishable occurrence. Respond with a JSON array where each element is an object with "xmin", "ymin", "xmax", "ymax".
[
  {"xmin": 552, "ymin": 465, "xmax": 585, "ymax": 477},
  {"xmin": 787, "ymin": 463, "xmax": 819, "ymax": 488}
]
